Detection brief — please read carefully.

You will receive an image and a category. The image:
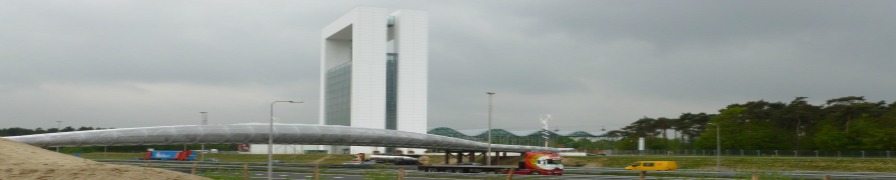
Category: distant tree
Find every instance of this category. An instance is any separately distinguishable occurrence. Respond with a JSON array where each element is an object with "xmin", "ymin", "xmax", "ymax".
[
  {"xmin": 697, "ymin": 102, "xmax": 790, "ymax": 150},
  {"xmin": 575, "ymin": 138, "xmax": 594, "ymax": 151},
  {"xmin": 814, "ymin": 124, "xmax": 849, "ymax": 150},
  {"xmin": 823, "ymin": 96, "xmax": 885, "ymax": 133},
  {"xmin": 614, "ymin": 96, "xmax": 896, "ymax": 151},
  {"xmin": 34, "ymin": 128, "xmax": 47, "ymax": 134},
  {"xmin": 615, "ymin": 137, "xmax": 638, "ymax": 150},
  {"xmin": 605, "ymin": 130, "xmax": 626, "ymax": 139},
  {"xmin": 654, "ymin": 117, "xmax": 672, "ymax": 148},
  {"xmin": 556, "ymin": 136, "xmax": 576, "ymax": 148},
  {"xmin": 624, "ymin": 117, "xmax": 658, "ymax": 137},
  {"xmin": 591, "ymin": 139, "xmax": 616, "ymax": 150},
  {"xmin": 675, "ymin": 113, "xmax": 713, "ymax": 142},
  {"xmin": 779, "ymin": 97, "xmax": 821, "ymax": 150},
  {"xmin": 0, "ymin": 127, "xmax": 35, "ymax": 136}
]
